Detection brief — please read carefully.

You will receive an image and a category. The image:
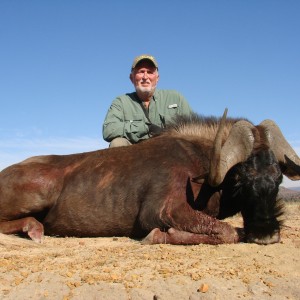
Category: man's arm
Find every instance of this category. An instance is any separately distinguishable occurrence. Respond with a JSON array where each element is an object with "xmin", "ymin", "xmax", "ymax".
[
  {"xmin": 102, "ymin": 97, "xmax": 150, "ymax": 143},
  {"xmin": 102, "ymin": 99, "xmax": 126, "ymax": 142}
]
